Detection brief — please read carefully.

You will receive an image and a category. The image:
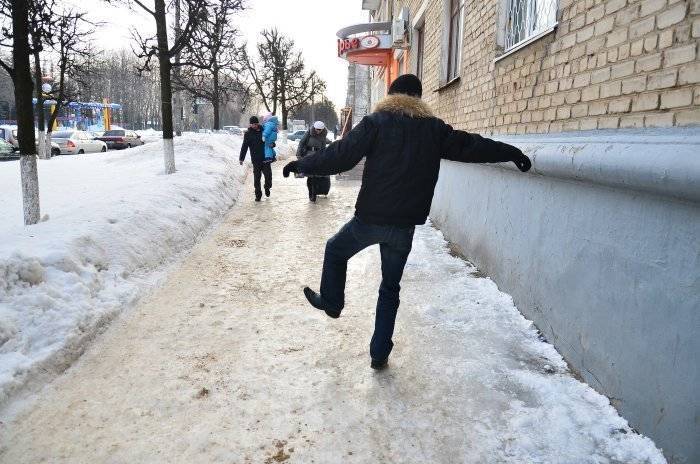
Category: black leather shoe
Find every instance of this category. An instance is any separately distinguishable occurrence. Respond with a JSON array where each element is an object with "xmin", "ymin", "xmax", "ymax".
[
  {"xmin": 265, "ymin": 186, "xmax": 270, "ymax": 197},
  {"xmin": 370, "ymin": 358, "xmax": 388, "ymax": 370},
  {"xmin": 303, "ymin": 287, "xmax": 340, "ymax": 318}
]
